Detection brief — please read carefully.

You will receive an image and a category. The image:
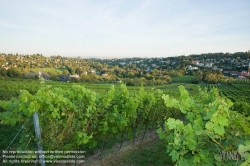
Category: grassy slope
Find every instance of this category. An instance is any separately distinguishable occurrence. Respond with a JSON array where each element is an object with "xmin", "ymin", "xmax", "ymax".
[{"xmin": 27, "ymin": 67, "xmax": 67, "ymax": 75}]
